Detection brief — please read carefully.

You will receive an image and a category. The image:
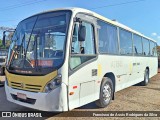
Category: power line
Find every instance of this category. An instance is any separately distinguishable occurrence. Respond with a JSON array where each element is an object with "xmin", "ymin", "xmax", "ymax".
[
  {"xmin": 0, "ymin": 19, "xmax": 20, "ymax": 22},
  {"xmin": 0, "ymin": 0, "xmax": 148, "ymax": 23},
  {"xmin": 0, "ymin": 0, "xmax": 49, "ymax": 12},
  {"xmin": 0, "ymin": 0, "xmax": 50, "ymax": 23},
  {"xmin": 91, "ymin": 0, "xmax": 147, "ymax": 10},
  {"xmin": 0, "ymin": 0, "xmax": 38, "ymax": 10}
]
